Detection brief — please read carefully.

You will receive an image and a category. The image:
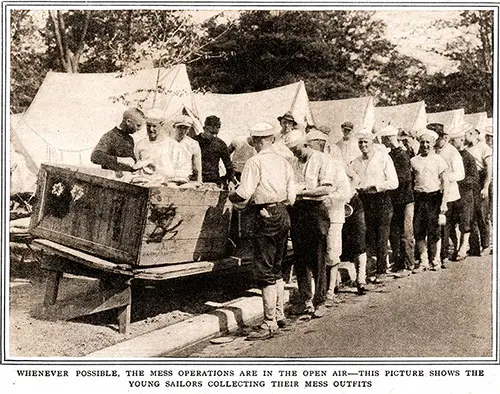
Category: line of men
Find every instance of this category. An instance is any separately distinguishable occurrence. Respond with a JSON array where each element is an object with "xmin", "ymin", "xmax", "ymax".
[
  {"xmin": 92, "ymin": 107, "xmax": 493, "ymax": 341},
  {"xmin": 228, "ymin": 114, "xmax": 493, "ymax": 341}
]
